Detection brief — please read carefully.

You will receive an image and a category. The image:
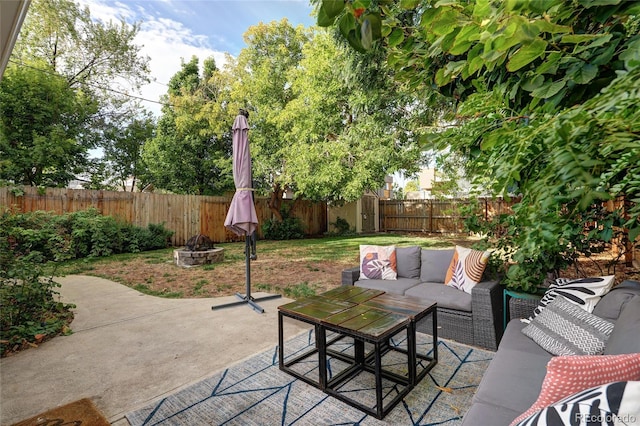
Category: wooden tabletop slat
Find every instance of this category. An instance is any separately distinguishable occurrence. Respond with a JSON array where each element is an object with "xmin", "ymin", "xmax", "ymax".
[
  {"xmin": 344, "ymin": 289, "xmax": 385, "ymax": 304},
  {"xmin": 338, "ymin": 308, "xmax": 390, "ymax": 330},
  {"xmin": 321, "ymin": 286, "xmax": 384, "ymax": 303},
  {"xmin": 323, "ymin": 305, "xmax": 372, "ymax": 325},
  {"xmin": 278, "ymin": 297, "xmax": 355, "ymax": 319},
  {"xmin": 357, "ymin": 314, "xmax": 408, "ymax": 337},
  {"xmin": 362, "ymin": 293, "xmax": 435, "ymax": 318}
]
